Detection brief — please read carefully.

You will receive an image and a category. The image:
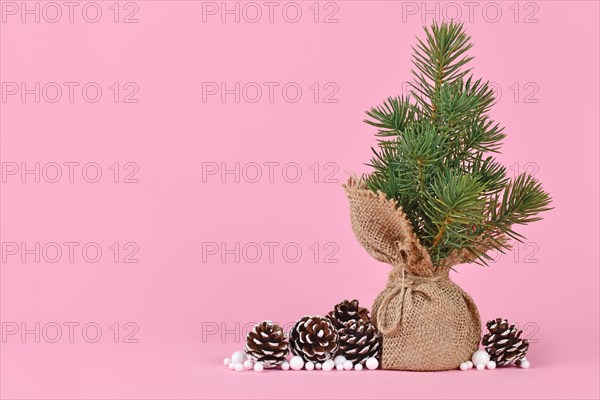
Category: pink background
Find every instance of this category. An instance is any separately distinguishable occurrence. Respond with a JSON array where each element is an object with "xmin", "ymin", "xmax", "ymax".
[{"xmin": 1, "ymin": 1, "xmax": 599, "ymax": 399}]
